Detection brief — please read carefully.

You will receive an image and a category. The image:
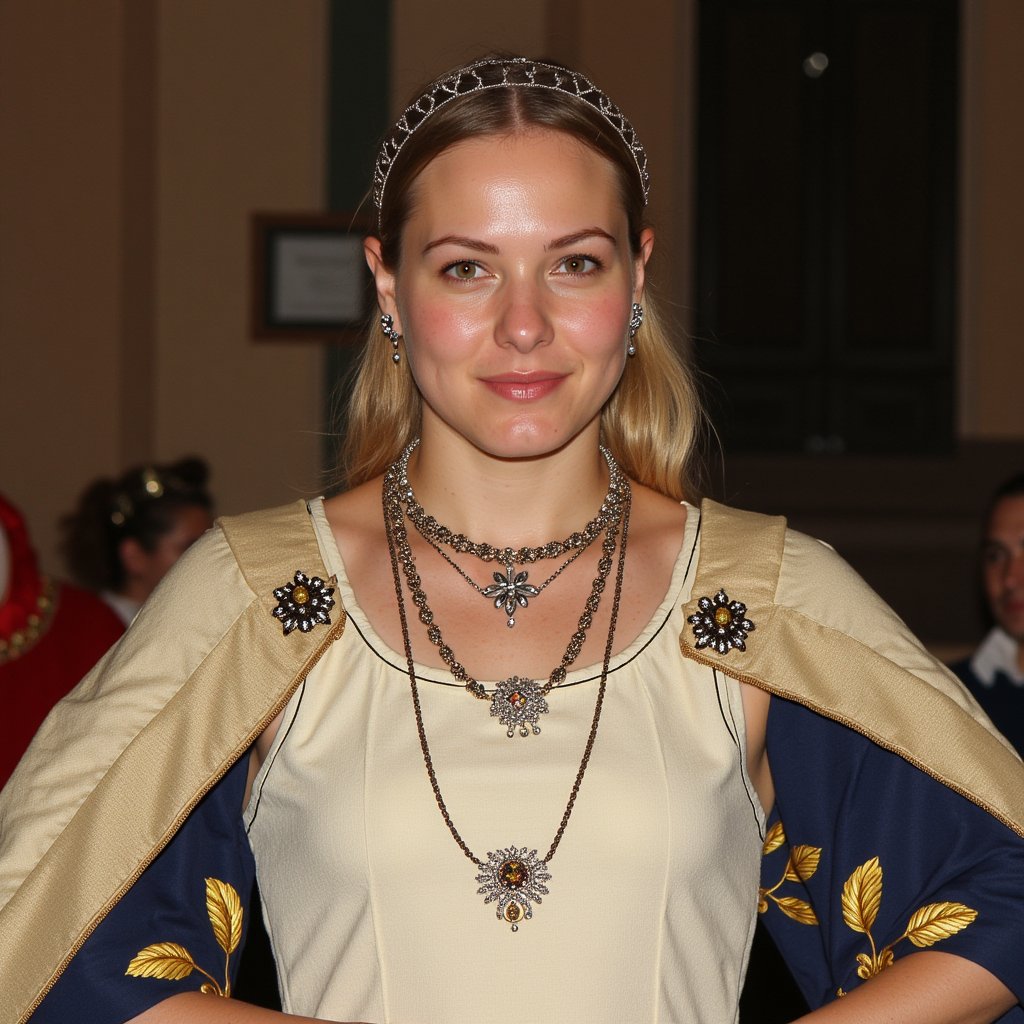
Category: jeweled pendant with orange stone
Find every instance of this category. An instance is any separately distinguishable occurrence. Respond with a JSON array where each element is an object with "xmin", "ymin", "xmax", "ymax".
[
  {"xmin": 489, "ymin": 676, "xmax": 549, "ymax": 738},
  {"xmin": 475, "ymin": 846, "xmax": 551, "ymax": 931}
]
